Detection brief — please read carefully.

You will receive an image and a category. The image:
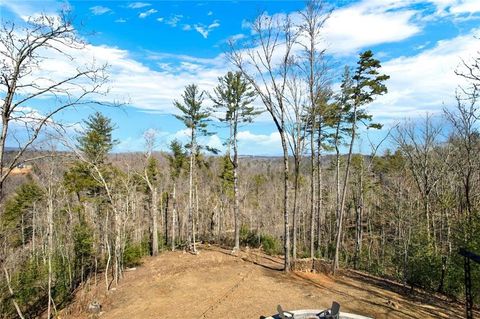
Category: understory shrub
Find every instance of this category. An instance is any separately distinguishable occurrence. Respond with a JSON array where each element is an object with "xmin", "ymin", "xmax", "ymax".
[{"xmin": 240, "ymin": 225, "xmax": 281, "ymax": 255}]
